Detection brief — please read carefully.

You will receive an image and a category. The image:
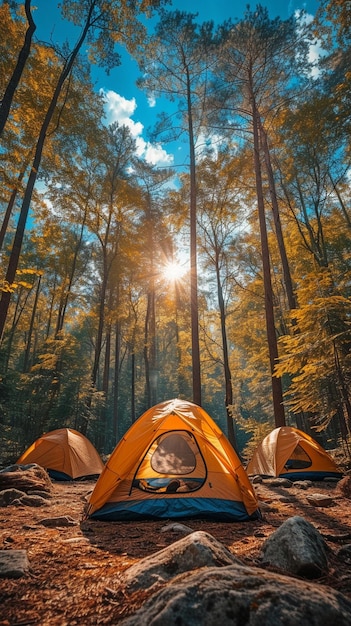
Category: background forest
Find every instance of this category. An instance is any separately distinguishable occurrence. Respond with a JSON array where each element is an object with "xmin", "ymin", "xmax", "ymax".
[{"xmin": 1, "ymin": 0, "xmax": 350, "ymax": 464}]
